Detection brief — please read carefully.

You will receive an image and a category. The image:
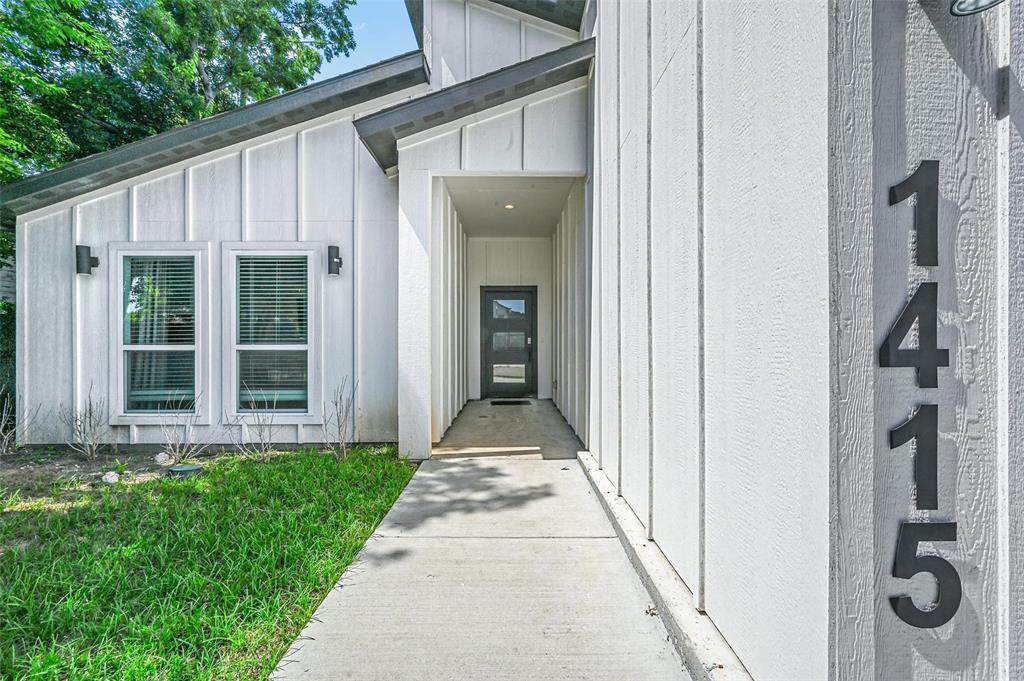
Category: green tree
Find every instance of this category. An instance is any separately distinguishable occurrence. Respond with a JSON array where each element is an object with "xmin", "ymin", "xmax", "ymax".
[
  {"xmin": 1, "ymin": 0, "xmax": 357, "ymax": 182},
  {"xmin": 0, "ymin": 0, "xmax": 110, "ymax": 184}
]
